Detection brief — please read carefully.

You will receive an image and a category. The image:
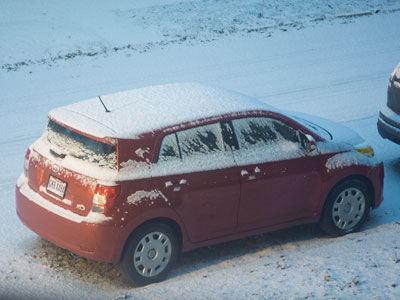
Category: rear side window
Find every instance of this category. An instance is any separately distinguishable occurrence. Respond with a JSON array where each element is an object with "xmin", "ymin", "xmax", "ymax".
[
  {"xmin": 158, "ymin": 133, "xmax": 180, "ymax": 163},
  {"xmin": 177, "ymin": 123, "xmax": 225, "ymax": 159},
  {"xmin": 44, "ymin": 120, "xmax": 117, "ymax": 169},
  {"xmin": 232, "ymin": 117, "xmax": 301, "ymax": 151}
]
